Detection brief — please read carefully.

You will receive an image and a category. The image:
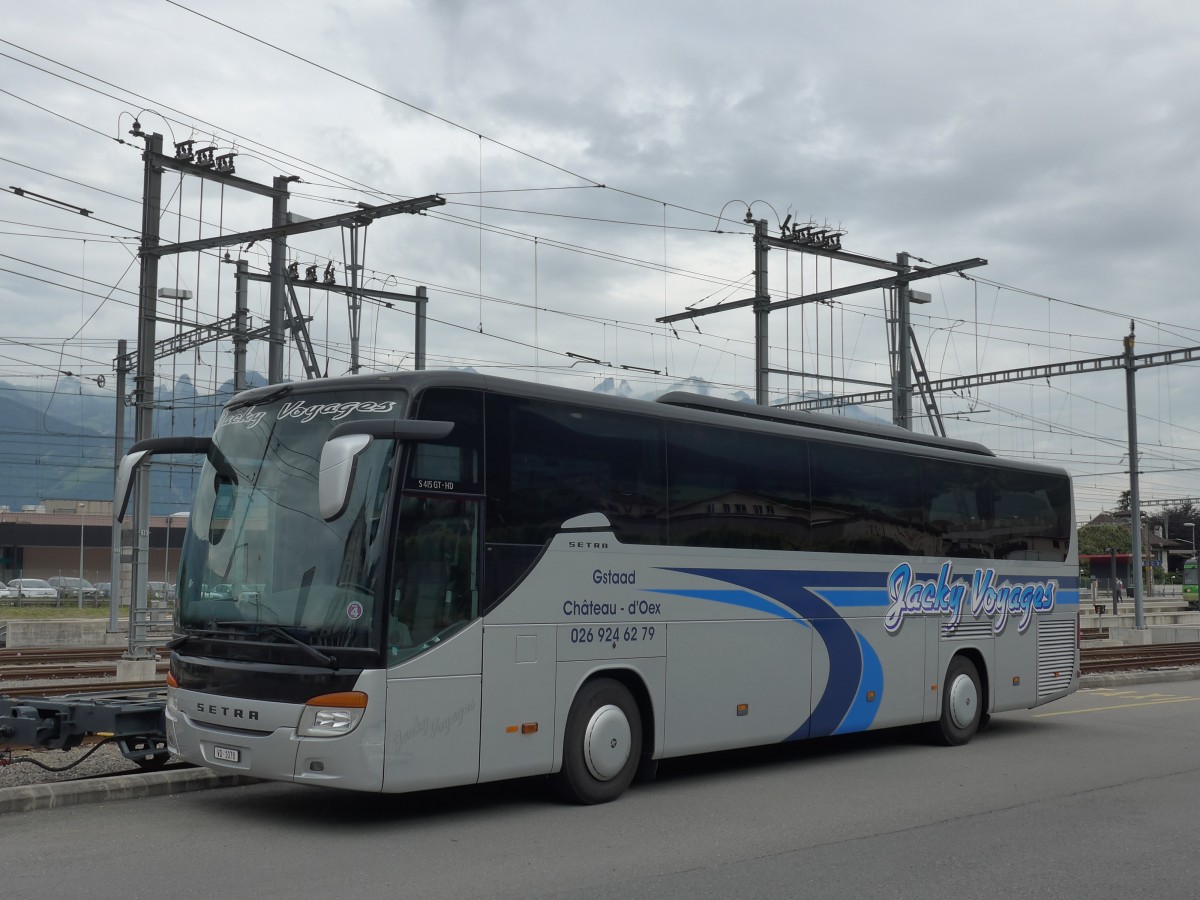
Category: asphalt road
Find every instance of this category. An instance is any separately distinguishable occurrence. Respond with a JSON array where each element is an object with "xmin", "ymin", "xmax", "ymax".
[{"xmin": 2, "ymin": 678, "xmax": 1198, "ymax": 900}]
